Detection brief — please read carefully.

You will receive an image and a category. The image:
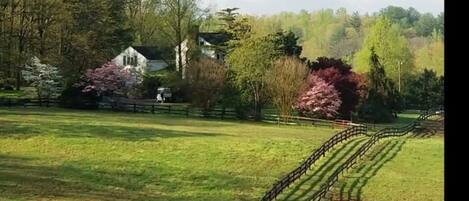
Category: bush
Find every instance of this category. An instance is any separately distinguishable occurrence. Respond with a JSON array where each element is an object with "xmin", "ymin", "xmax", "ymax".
[
  {"xmin": 159, "ymin": 70, "xmax": 189, "ymax": 103},
  {"xmin": 59, "ymin": 85, "xmax": 100, "ymax": 109},
  {"xmin": 358, "ymin": 91, "xmax": 395, "ymax": 123},
  {"xmin": 139, "ymin": 72, "xmax": 162, "ymax": 98},
  {"xmin": 0, "ymin": 78, "xmax": 16, "ymax": 90},
  {"xmin": 219, "ymin": 82, "xmax": 250, "ymax": 119},
  {"xmin": 403, "ymin": 69, "xmax": 443, "ymax": 110},
  {"xmin": 187, "ymin": 58, "xmax": 226, "ymax": 114},
  {"xmin": 295, "ymin": 75, "xmax": 342, "ymax": 119}
]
